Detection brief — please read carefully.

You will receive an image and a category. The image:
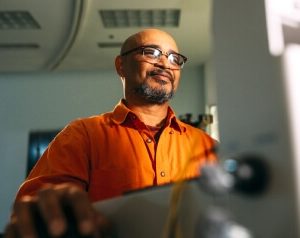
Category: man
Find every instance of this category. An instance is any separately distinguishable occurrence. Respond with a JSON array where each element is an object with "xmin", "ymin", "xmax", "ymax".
[{"xmin": 4, "ymin": 28, "xmax": 216, "ymax": 237}]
